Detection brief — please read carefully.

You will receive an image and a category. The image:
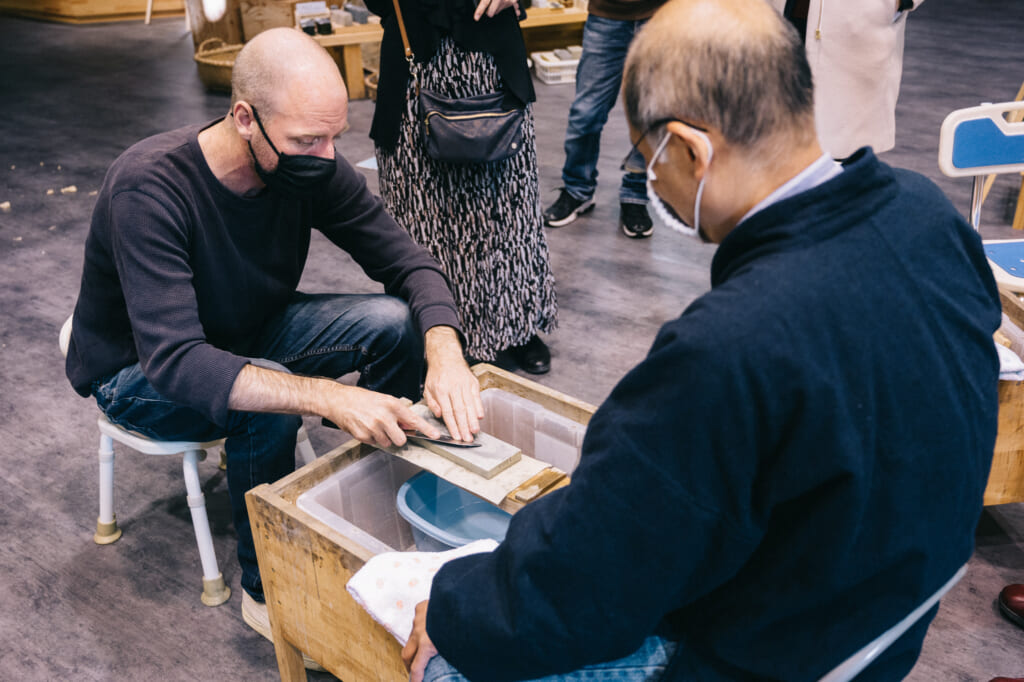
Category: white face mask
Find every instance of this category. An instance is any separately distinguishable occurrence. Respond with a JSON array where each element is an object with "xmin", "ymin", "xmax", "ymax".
[{"xmin": 645, "ymin": 128, "xmax": 714, "ymax": 239}]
